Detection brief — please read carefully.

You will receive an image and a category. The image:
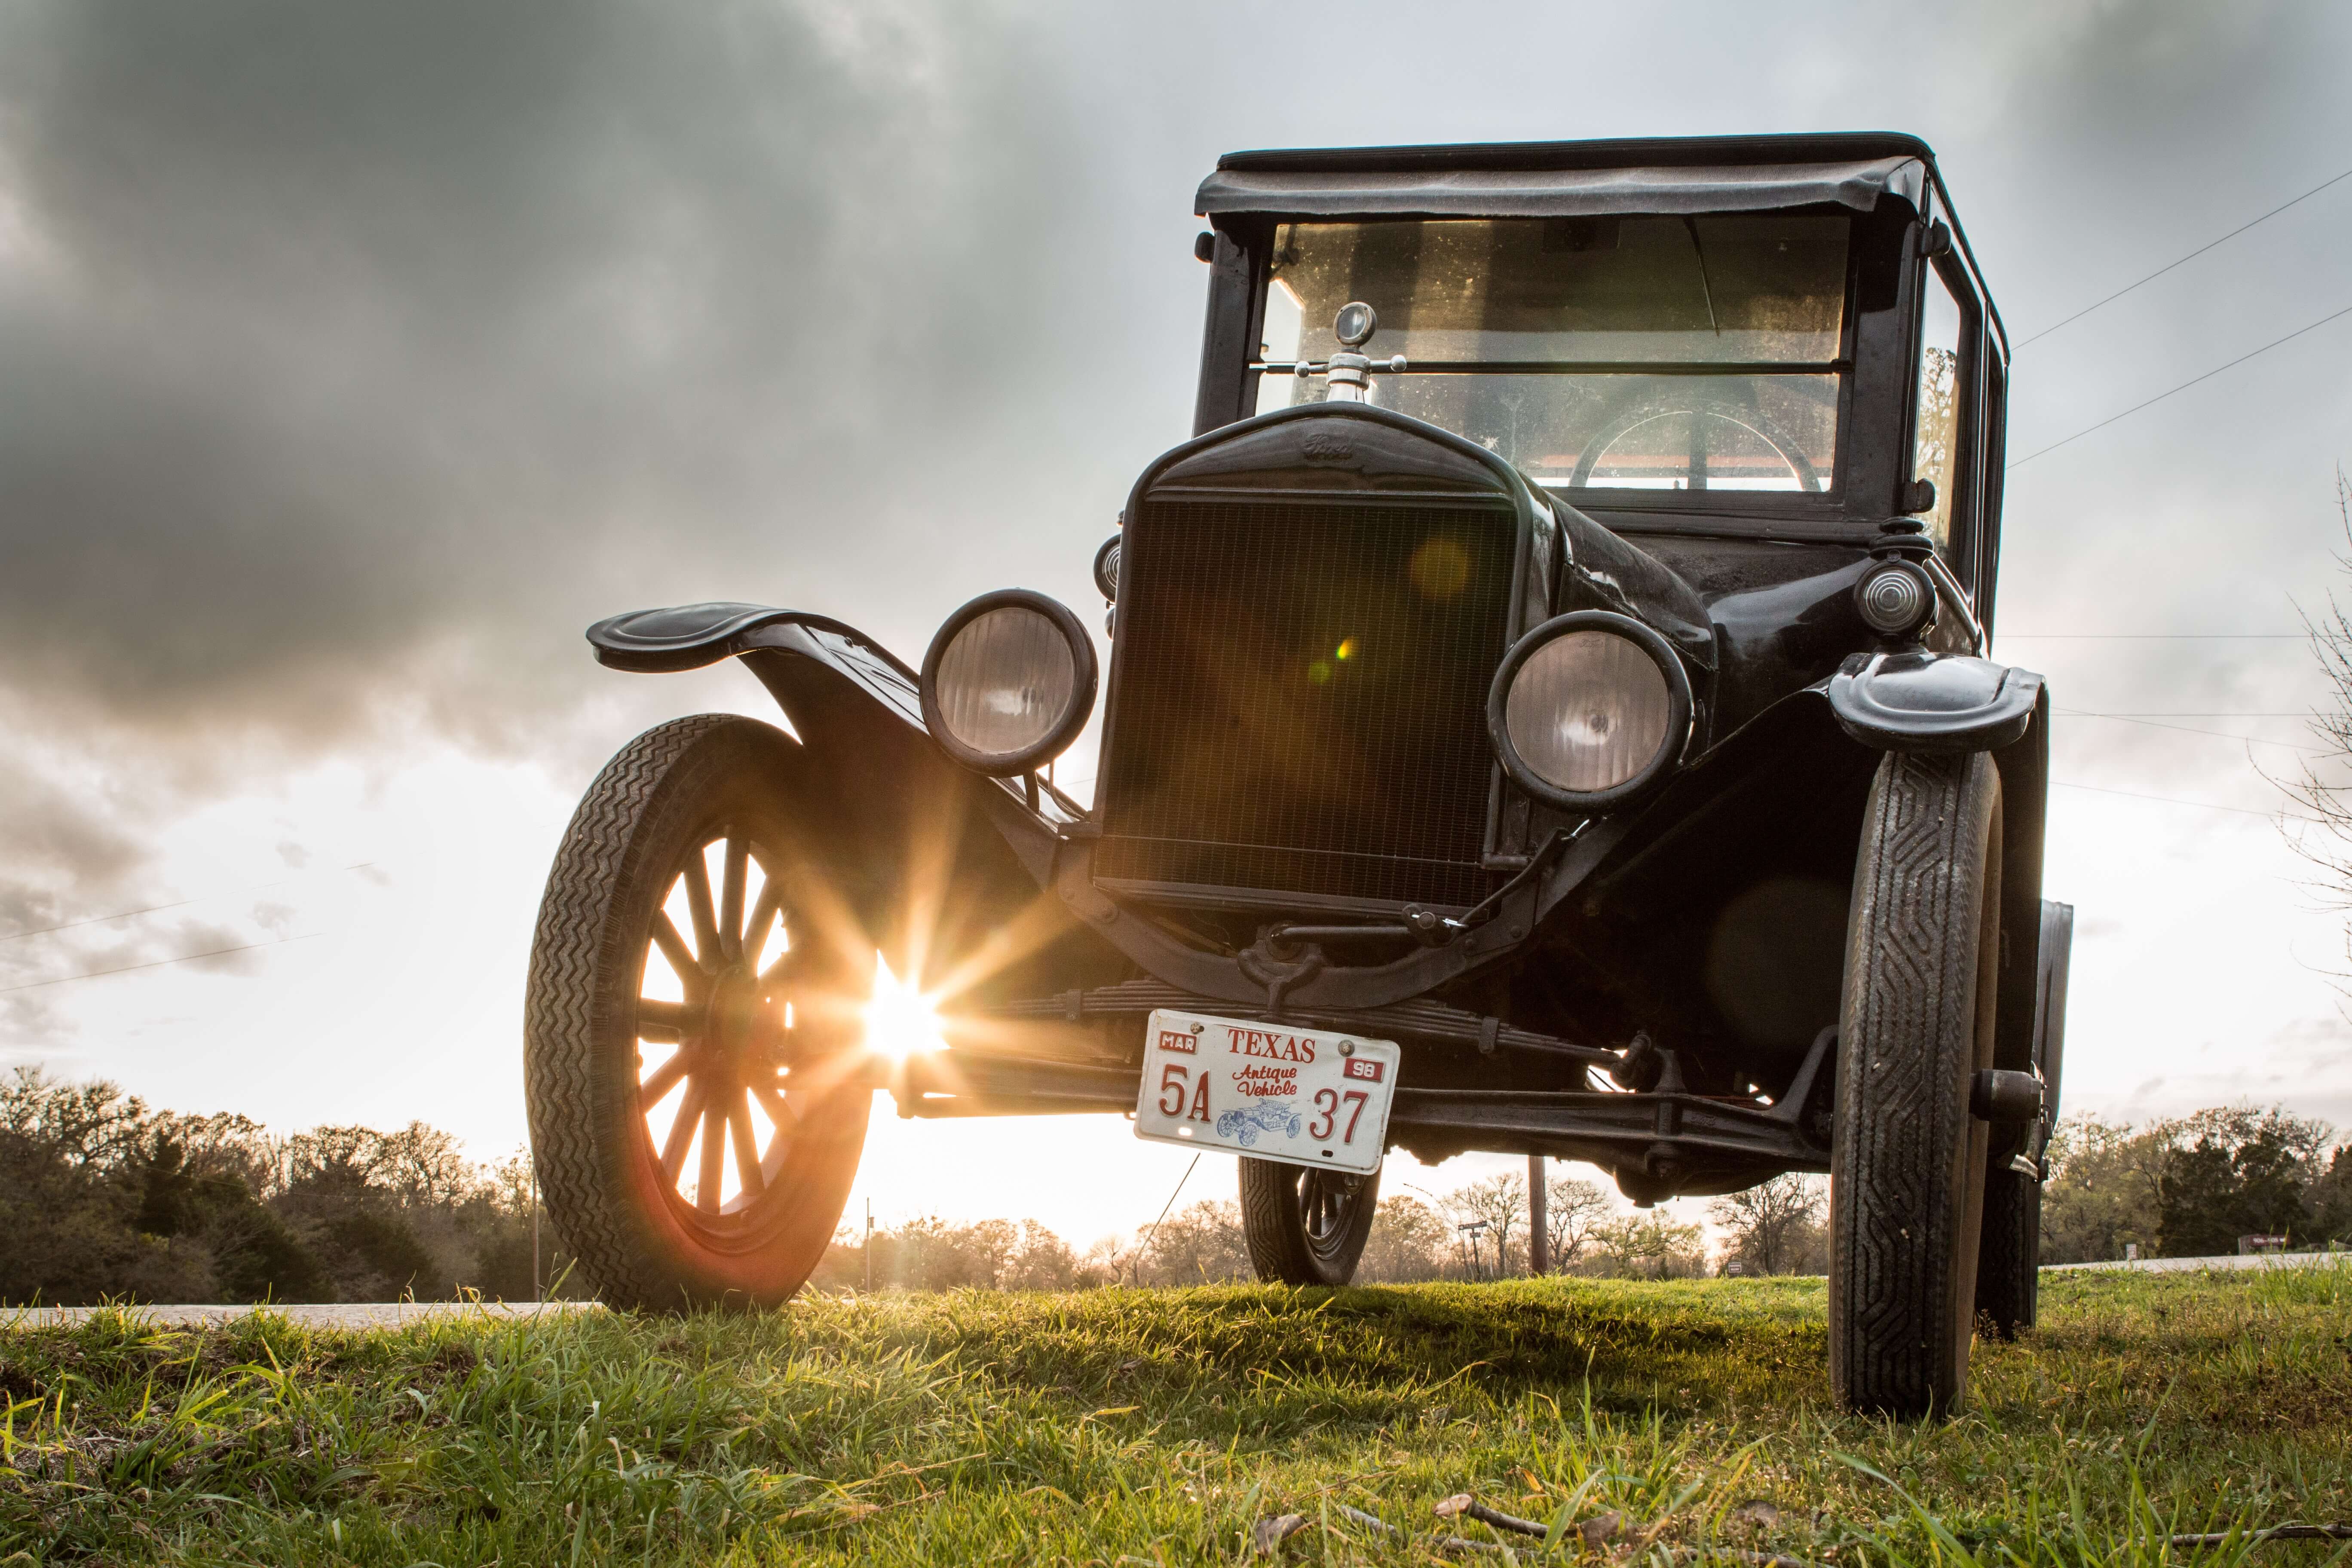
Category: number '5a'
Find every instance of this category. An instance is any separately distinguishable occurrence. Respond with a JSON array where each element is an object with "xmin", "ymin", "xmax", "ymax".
[{"xmin": 1159, "ymin": 1063, "xmax": 1211, "ymax": 1122}]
